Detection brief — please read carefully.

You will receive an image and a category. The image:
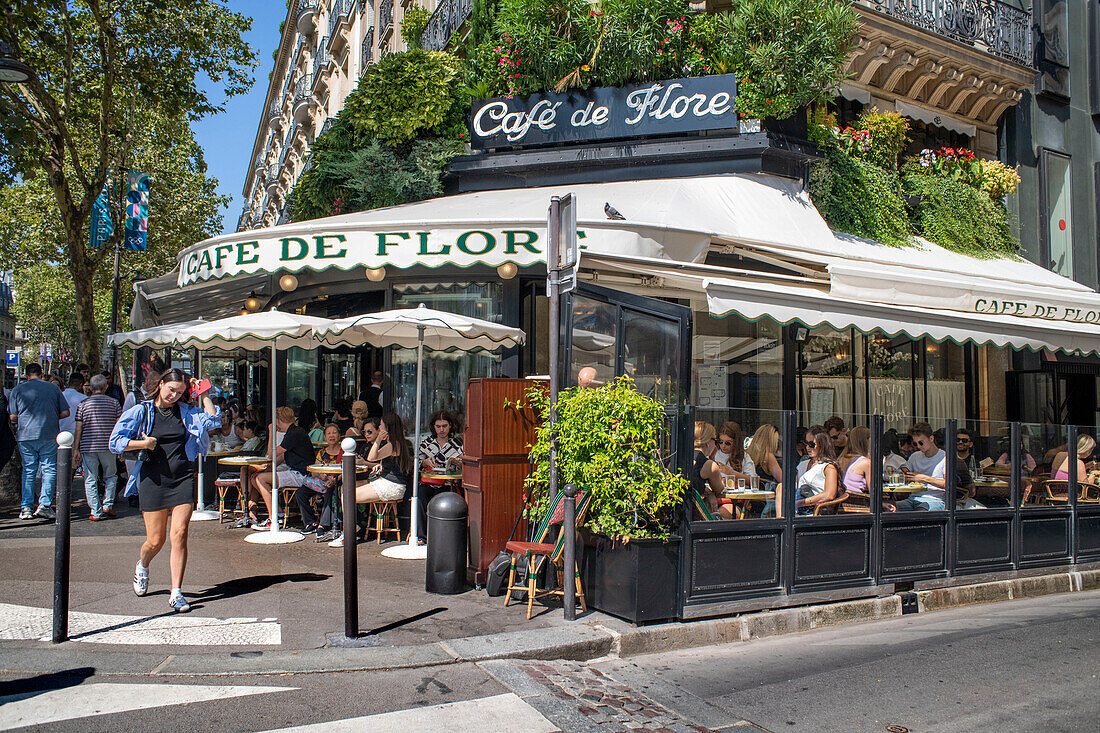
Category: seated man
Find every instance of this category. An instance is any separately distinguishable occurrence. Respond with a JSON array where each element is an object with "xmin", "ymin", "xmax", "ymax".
[
  {"xmin": 896, "ymin": 422, "xmax": 947, "ymax": 511},
  {"xmin": 247, "ymin": 406, "xmax": 314, "ymax": 529}
]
